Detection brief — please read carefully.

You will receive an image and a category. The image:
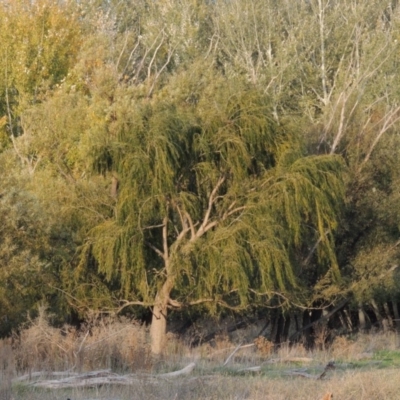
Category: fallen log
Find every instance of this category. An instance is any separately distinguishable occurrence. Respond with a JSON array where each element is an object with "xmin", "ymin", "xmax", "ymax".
[
  {"xmin": 15, "ymin": 363, "xmax": 197, "ymax": 389},
  {"xmin": 32, "ymin": 374, "xmax": 133, "ymax": 389},
  {"xmin": 223, "ymin": 343, "xmax": 244, "ymax": 366},
  {"xmin": 266, "ymin": 357, "xmax": 314, "ymax": 364},
  {"xmin": 13, "ymin": 370, "xmax": 80, "ymax": 382},
  {"xmin": 157, "ymin": 362, "xmax": 196, "ymax": 378}
]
